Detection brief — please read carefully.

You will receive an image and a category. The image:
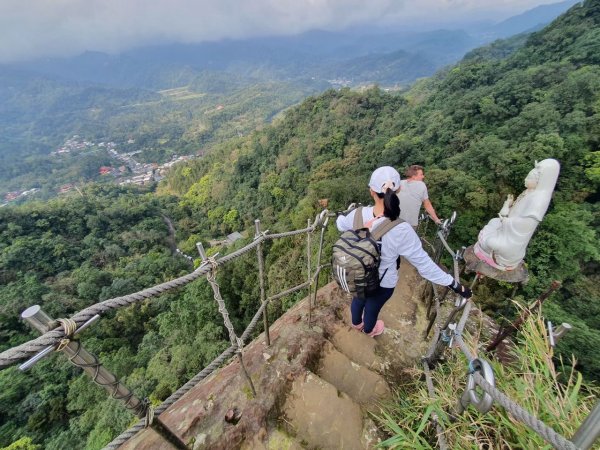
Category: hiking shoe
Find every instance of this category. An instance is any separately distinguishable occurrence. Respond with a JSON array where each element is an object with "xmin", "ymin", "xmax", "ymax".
[
  {"xmin": 351, "ymin": 322, "xmax": 364, "ymax": 331},
  {"xmin": 366, "ymin": 320, "xmax": 384, "ymax": 337}
]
